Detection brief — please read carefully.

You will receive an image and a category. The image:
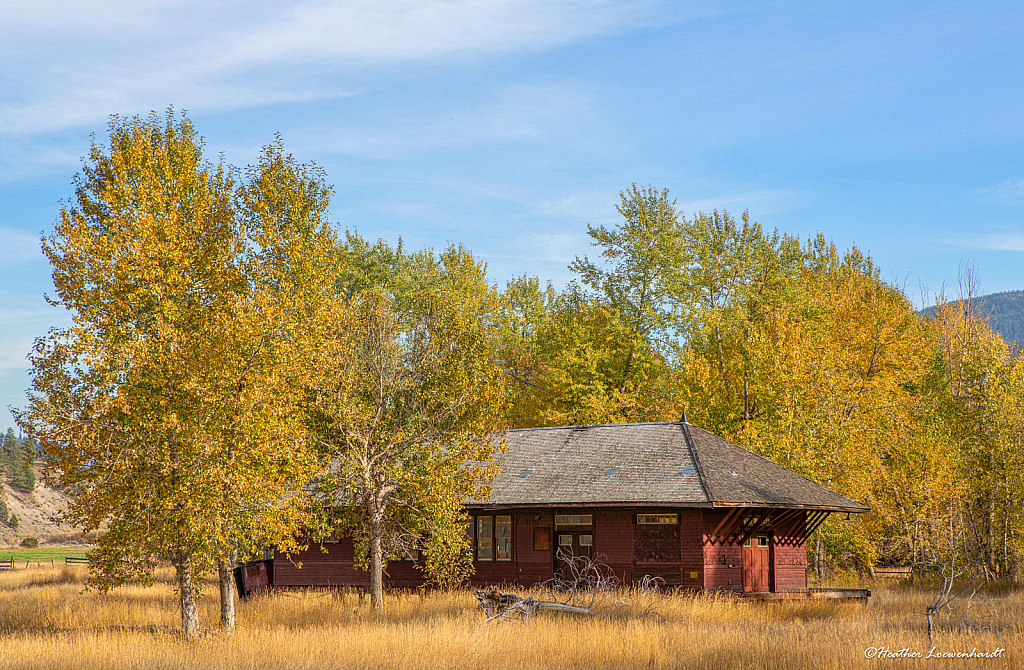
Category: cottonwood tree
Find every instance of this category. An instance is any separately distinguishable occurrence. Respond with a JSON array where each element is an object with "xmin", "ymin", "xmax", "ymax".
[
  {"xmin": 17, "ymin": 111, "xmax": 335, "ymax": 636},
  {"xmin": 569, "ymin": 185, "xmax": 681, "ymax": 397},
  {"xmin": 306, "ymin": 244, "xmax": 505, "ymax": 609},
  {"xmin": 925, "ymin": 272, "xmax": 1024, "ymax": 580}
]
